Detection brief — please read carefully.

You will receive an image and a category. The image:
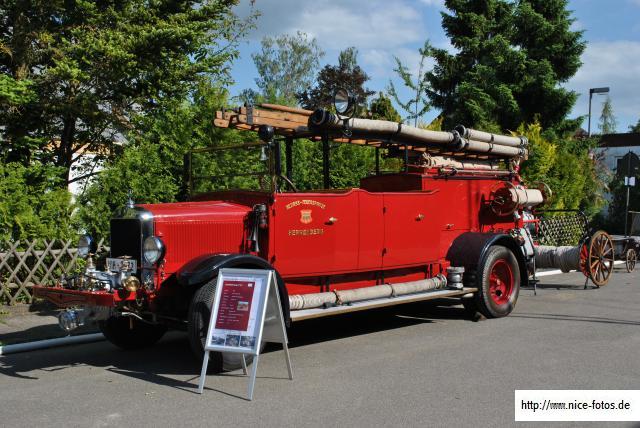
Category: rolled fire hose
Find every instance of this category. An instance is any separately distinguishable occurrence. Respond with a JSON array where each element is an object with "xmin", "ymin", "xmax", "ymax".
[
  {"xmin": 288, "ymin": 274, "xmax": 447, "ymax": 310},
  {"xmin": 309, "ymin": 110, "xmax": 527, "ymax": 159},
  {"xmin": 492, "ymin": 185, "xmax": 546, "ymax": 215},
  {"xmin": 509, "ymin": 187, "xmax": 545, "ymax": 208},
  {"xmin": 455, "ymin": 125, "xmax": 526, "ymax": 148},
  {"xmin": 535, "ymin": 245, "xmax": 582, "ymax": 272},
  {"xmin": 460, "ymin": 138, "xmax": 523, "ymax": 157},
  {"xmin": 420, "ymin": 155, "xmax": 501, "ymax": 170}
]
